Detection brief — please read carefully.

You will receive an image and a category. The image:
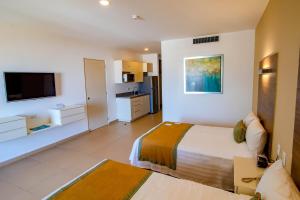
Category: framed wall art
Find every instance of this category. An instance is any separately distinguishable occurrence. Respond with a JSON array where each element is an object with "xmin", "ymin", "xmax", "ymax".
[{"xmin": 184, "ymin": 55, "xmax": 223, "ymax": 94}]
